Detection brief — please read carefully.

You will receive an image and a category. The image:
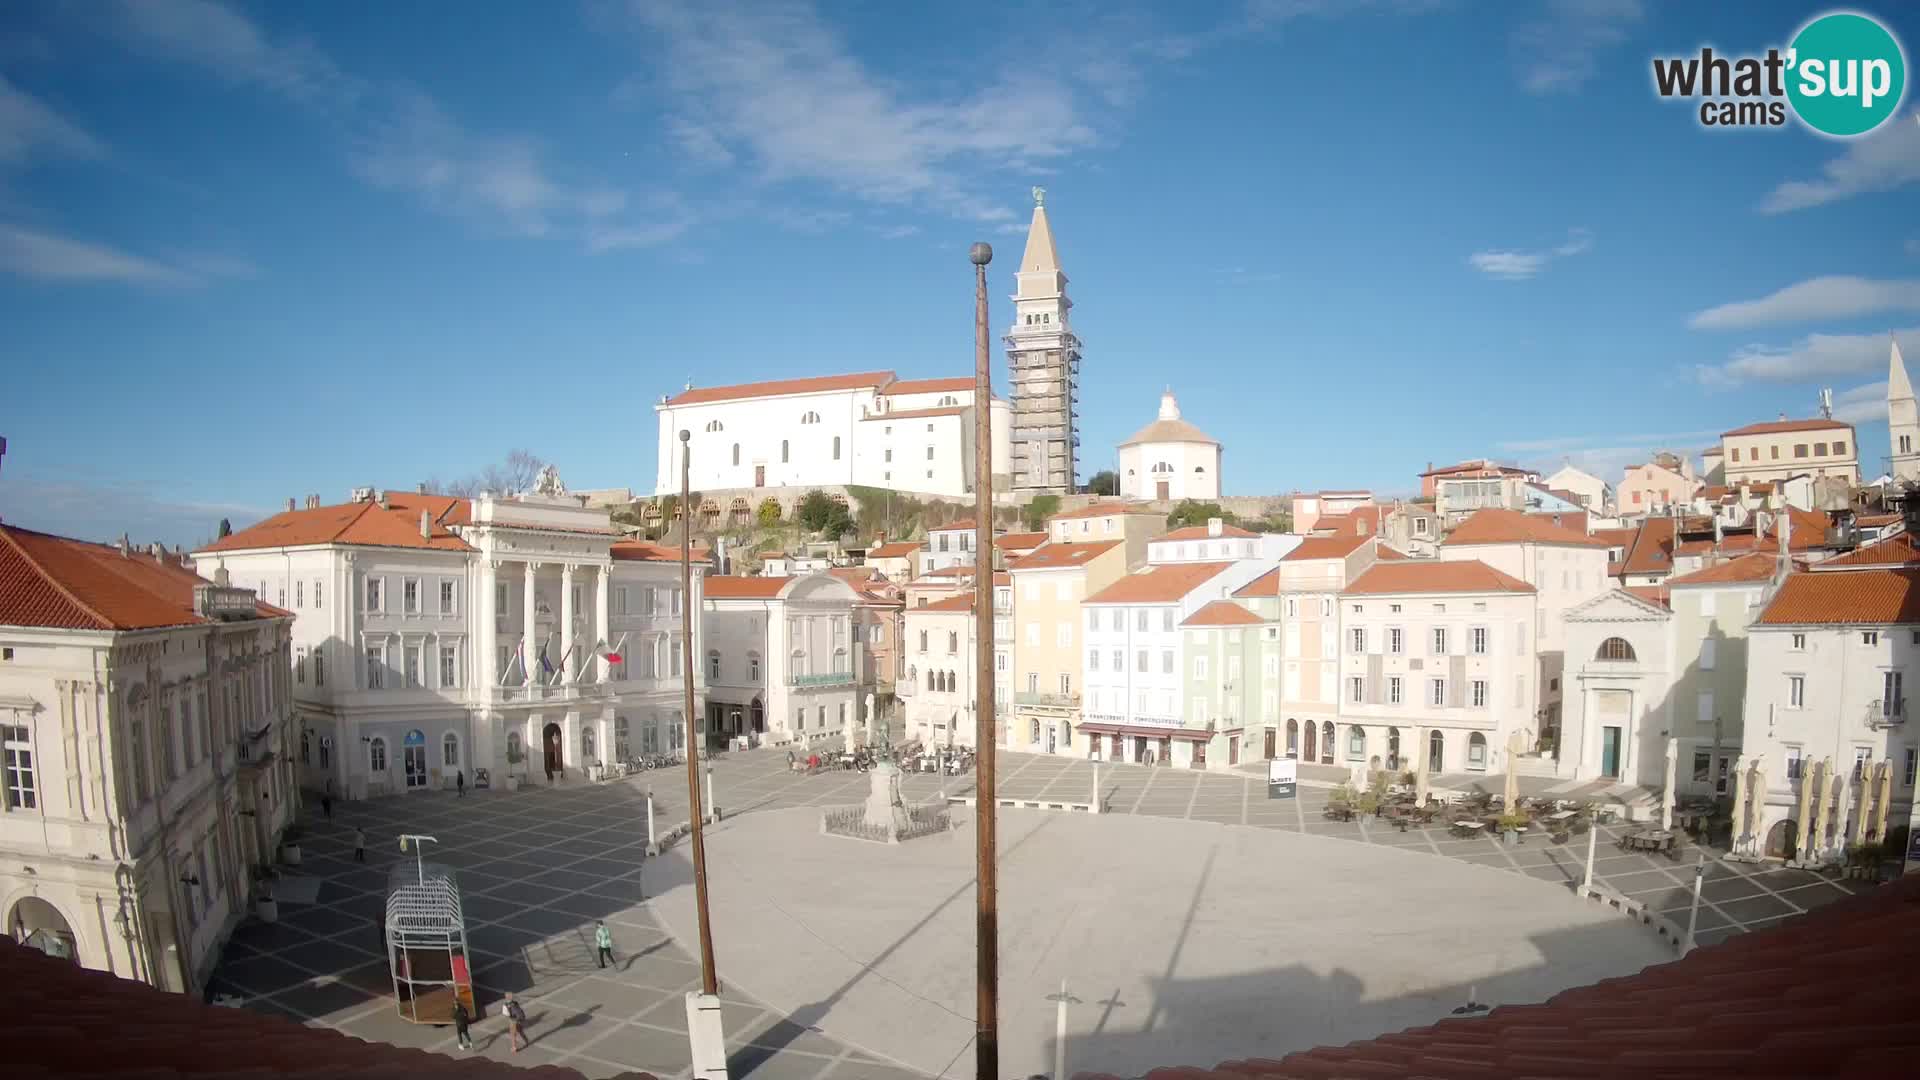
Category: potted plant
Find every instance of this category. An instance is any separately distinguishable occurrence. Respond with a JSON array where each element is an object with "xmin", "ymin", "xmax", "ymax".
[
  {"xmin": 279, "ymin": 824, "xmax": 304, "ymax": 867},
  {"xmin": 505, "ymin": 745, "xmax": 524, "ymax": 791},
  {"xmin": 1497, "ymin": 810, "xmax": 1530, "ymax": 846},
  {"xmin": 252, "ymin": 866, "xmax": 279, "ymax": 923}
]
